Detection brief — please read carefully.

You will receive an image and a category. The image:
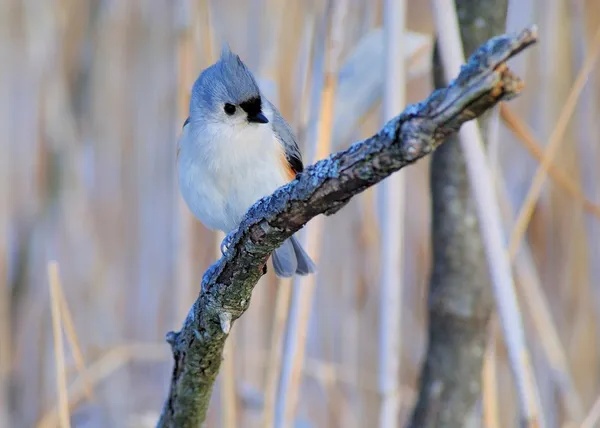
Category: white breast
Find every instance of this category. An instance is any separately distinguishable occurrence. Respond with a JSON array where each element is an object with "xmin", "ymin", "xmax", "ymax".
[{"xmin": 177, "ymin": 117, "xmax": 289, "ymax": 233}]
